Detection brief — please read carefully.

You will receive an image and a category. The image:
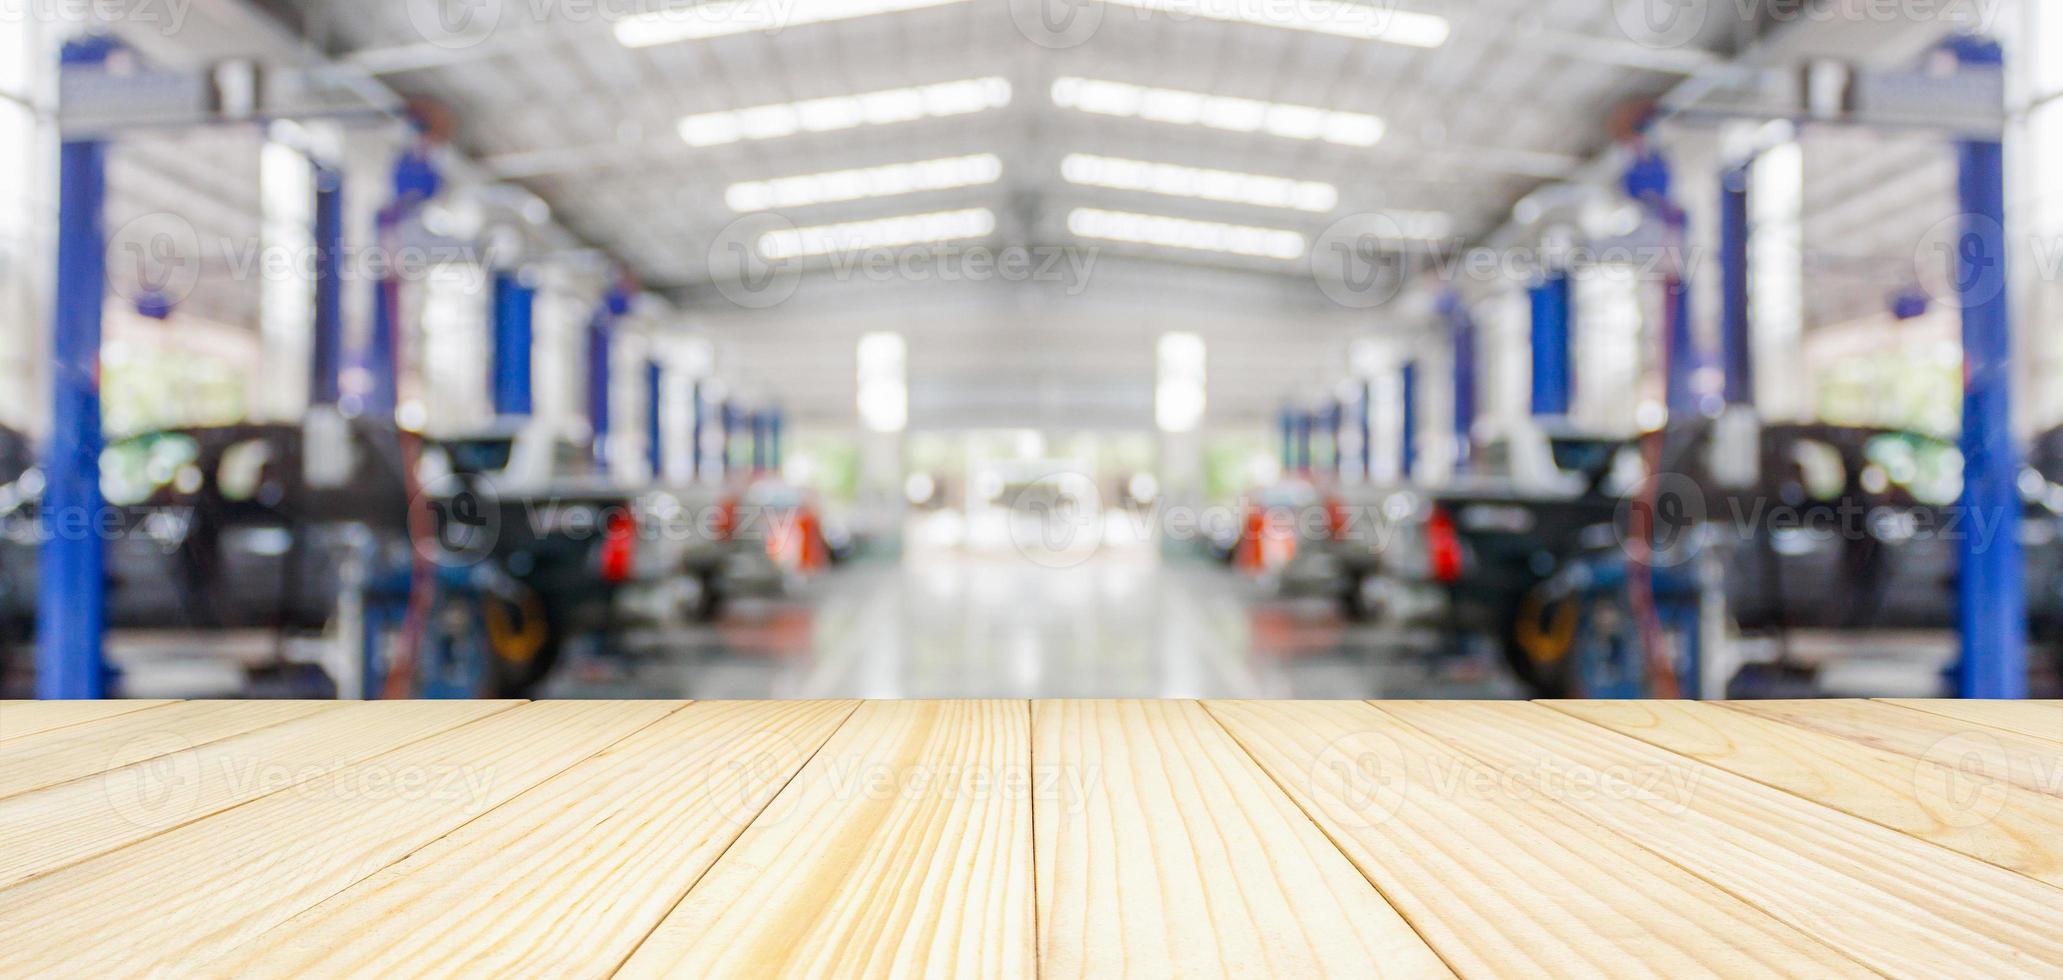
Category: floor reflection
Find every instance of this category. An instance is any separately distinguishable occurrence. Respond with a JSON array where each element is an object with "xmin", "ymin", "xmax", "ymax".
[{"xmin": 550, "ymin": 544, "xmax": 1519, "ymax": 700}]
